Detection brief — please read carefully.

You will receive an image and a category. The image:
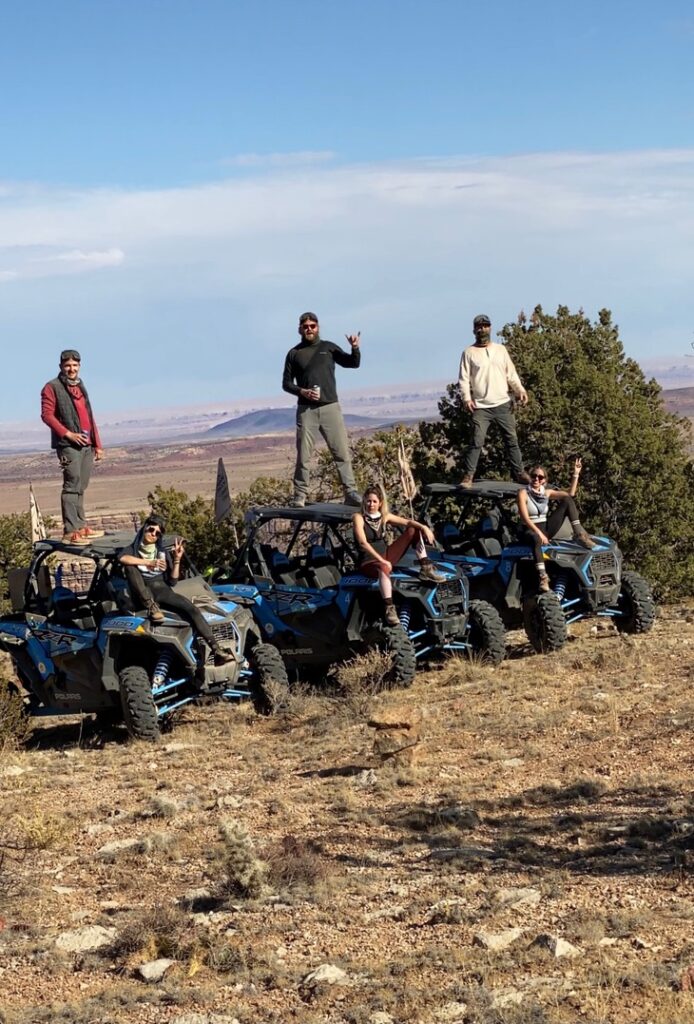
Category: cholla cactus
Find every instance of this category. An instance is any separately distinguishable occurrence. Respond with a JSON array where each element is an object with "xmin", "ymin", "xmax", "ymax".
[{"xmin": 218, "ymin": 818, "xmax": 267, "ymax": 898}]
